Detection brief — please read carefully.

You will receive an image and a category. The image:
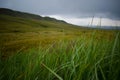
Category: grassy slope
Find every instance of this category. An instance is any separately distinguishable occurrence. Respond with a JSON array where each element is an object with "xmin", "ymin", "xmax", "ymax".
[{"xmin": 0, "ymin": 14, "xmax": 116, "ymax": 55}]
